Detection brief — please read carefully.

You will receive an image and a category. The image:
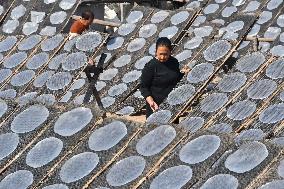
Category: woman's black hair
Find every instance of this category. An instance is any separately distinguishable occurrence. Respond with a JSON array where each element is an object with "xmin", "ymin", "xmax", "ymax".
[
  {"xmin": 82, "ymin": 10, "xmax": 94, "ymax": 21},
  {"xmin": 156, "ymin": 37, "xmax": 172, "ymax": 51}
]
